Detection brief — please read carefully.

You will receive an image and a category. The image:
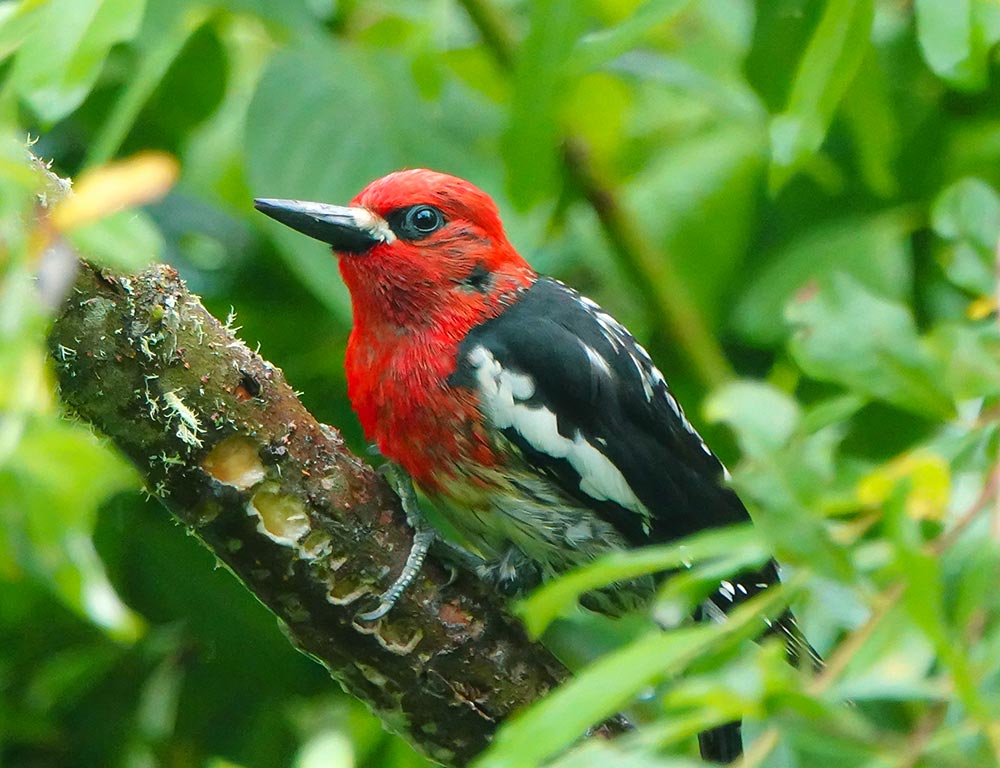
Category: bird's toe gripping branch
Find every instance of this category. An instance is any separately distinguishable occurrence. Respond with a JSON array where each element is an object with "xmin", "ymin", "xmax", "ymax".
[{"xmin": 357, "ymin": 463, "xmax": 437, "ymax": 622}]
